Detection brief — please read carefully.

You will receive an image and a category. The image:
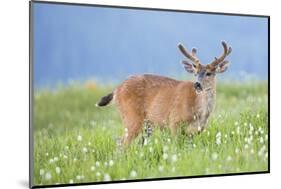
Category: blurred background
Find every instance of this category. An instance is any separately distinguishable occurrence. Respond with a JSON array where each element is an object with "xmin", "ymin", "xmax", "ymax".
[{"xmin": 33, "ymin": 3, "xmax": 268, "ymax": 89}]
